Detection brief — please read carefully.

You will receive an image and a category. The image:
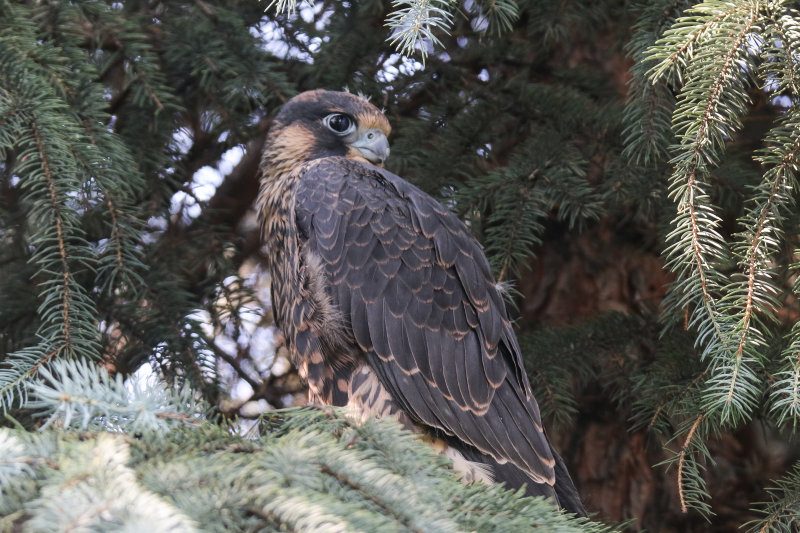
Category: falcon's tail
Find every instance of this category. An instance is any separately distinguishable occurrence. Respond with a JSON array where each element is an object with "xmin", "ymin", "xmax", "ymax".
[
  {"xmin": 454, "ymin": 441, "xmax": 587, "ymax": 517},
  {"xmin": 551, "ymin": 447, "xmax": 587, "ymax": 517}
]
